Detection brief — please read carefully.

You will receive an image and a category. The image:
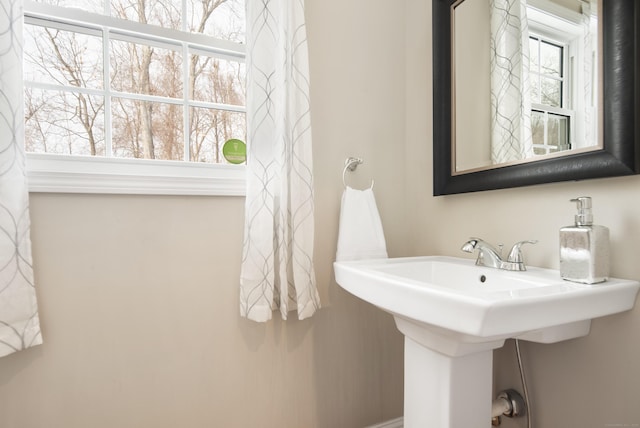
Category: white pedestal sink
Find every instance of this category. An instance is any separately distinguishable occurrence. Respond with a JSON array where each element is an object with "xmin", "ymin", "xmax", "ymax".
[{"xmin": 334, "ymin": 256, "xmax": 640, "ymax": 428}]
